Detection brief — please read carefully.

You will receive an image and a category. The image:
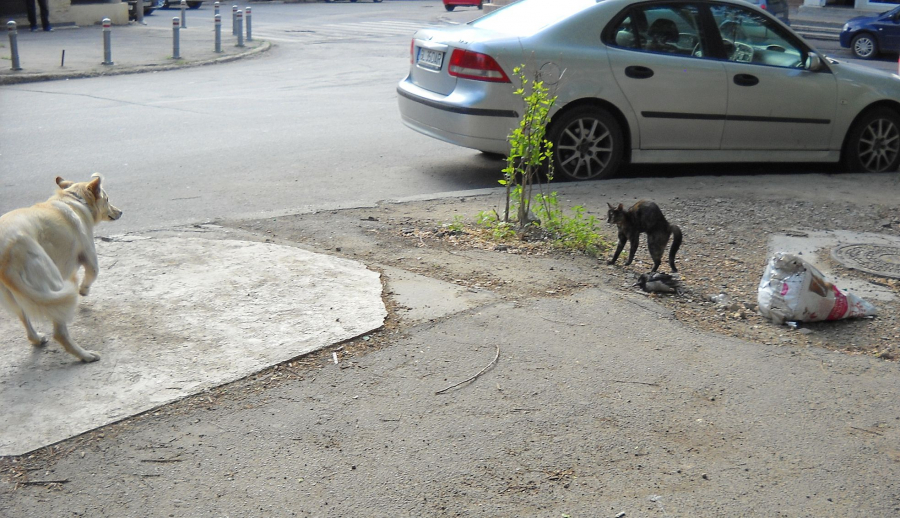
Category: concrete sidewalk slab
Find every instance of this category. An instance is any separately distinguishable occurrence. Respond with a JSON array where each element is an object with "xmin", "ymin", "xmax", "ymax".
[
  {"xmin": 0, "ymin": 235, "xmax": 386, "ymax": 456},
  {"xmin": 0, "ymin": 22, "xmax": 268, "ymax": 85},
  {"xmin": 383, "ymin": 265, "xmax": 498, "ymax": 324}
]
